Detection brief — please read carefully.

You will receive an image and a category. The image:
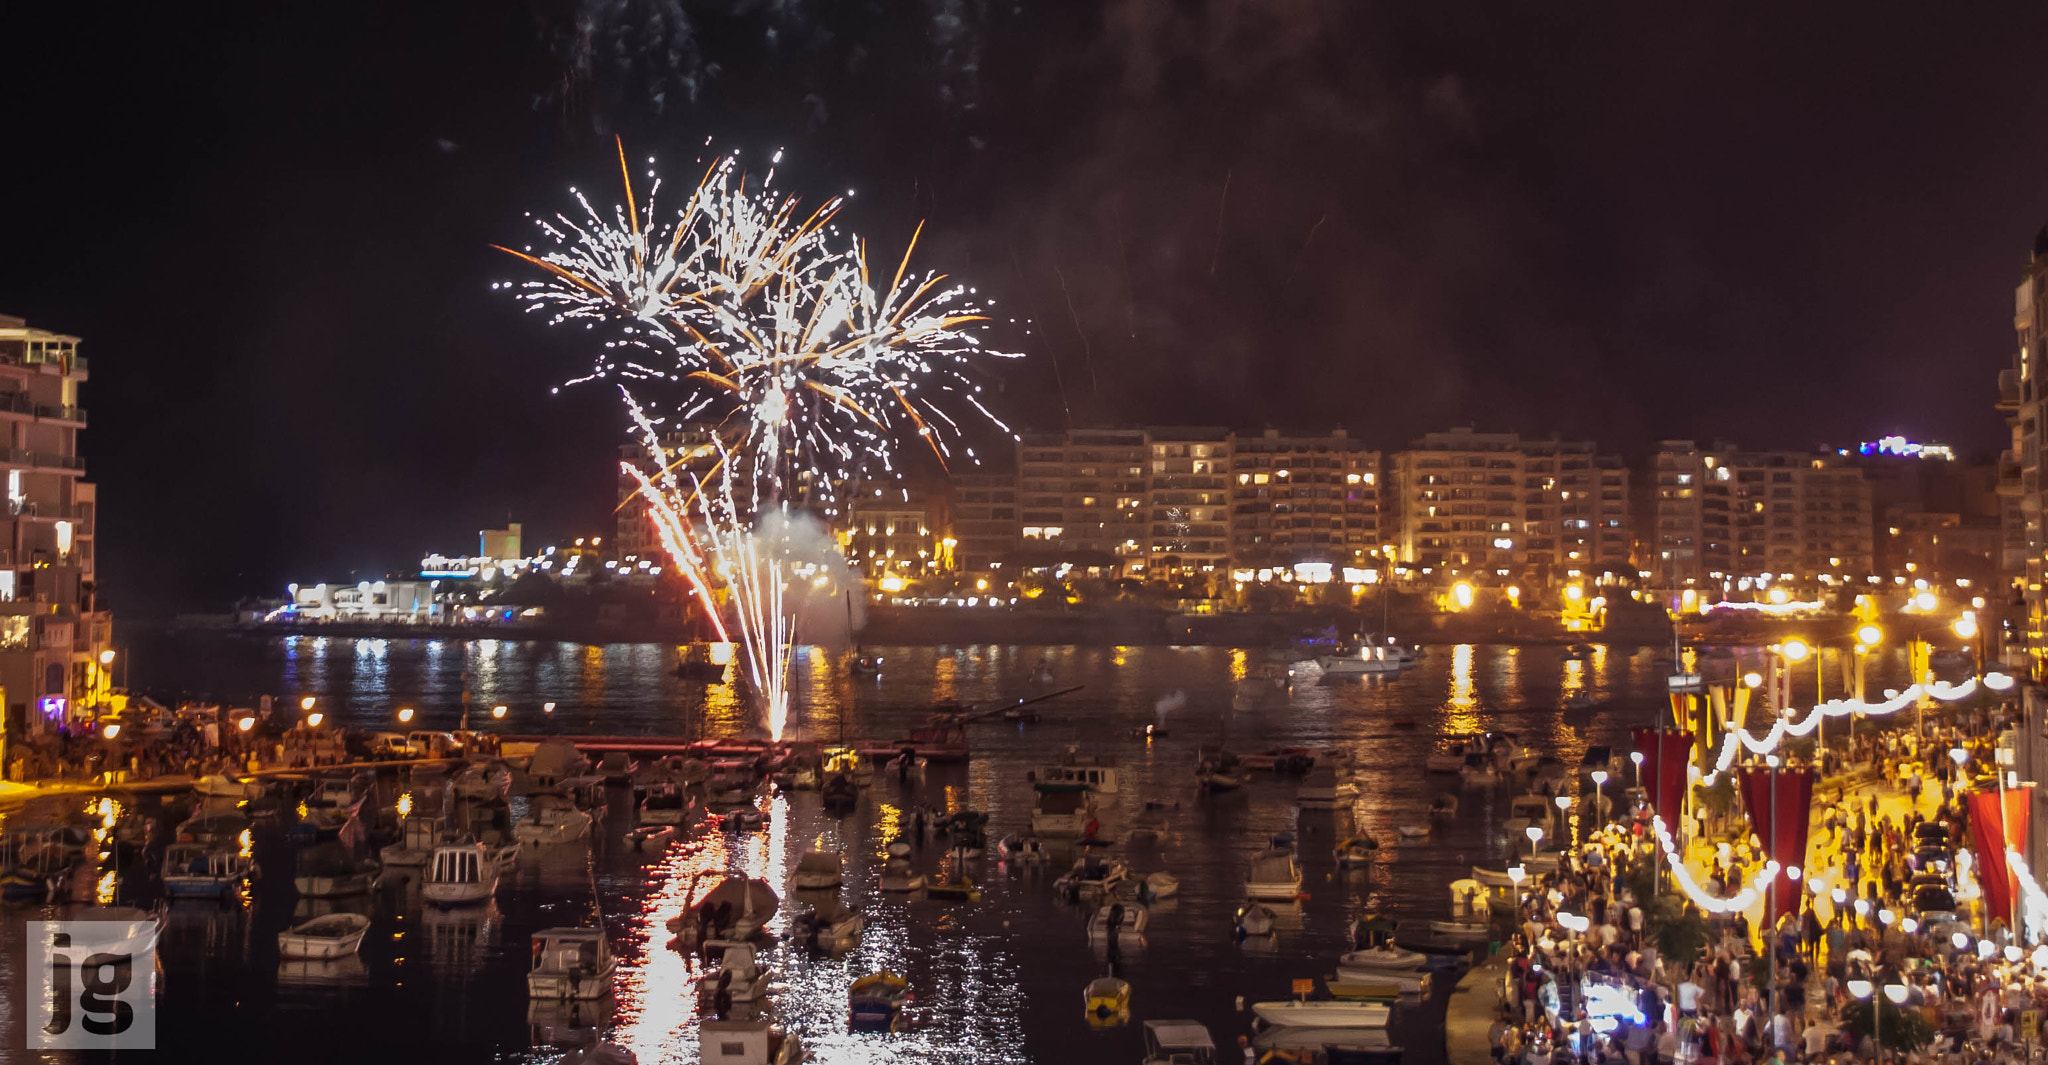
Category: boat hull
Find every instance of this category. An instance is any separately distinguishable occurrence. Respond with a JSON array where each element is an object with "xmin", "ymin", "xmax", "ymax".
[
  {"xmin": 294, "ymin": 872, "xmax": 377, "ymax": 898},
  {"xmin": 1252, "ymin": 1001, "xmax": 1390, "ymax": 1028},
  {"xmin": 529, "ymin": 967, "xmax": 616, "ymax": 1000}
]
